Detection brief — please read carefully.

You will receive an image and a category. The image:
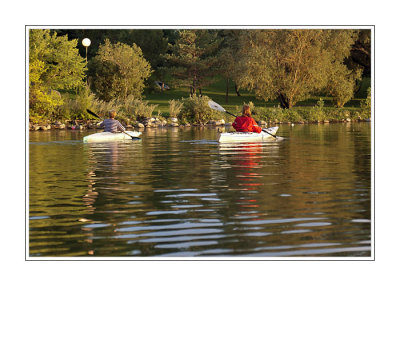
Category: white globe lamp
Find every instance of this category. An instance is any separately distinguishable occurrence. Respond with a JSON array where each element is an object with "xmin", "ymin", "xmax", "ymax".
[{"xmin": 82, "ymin": 38, "xmax": 91, "ymax": 63}]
